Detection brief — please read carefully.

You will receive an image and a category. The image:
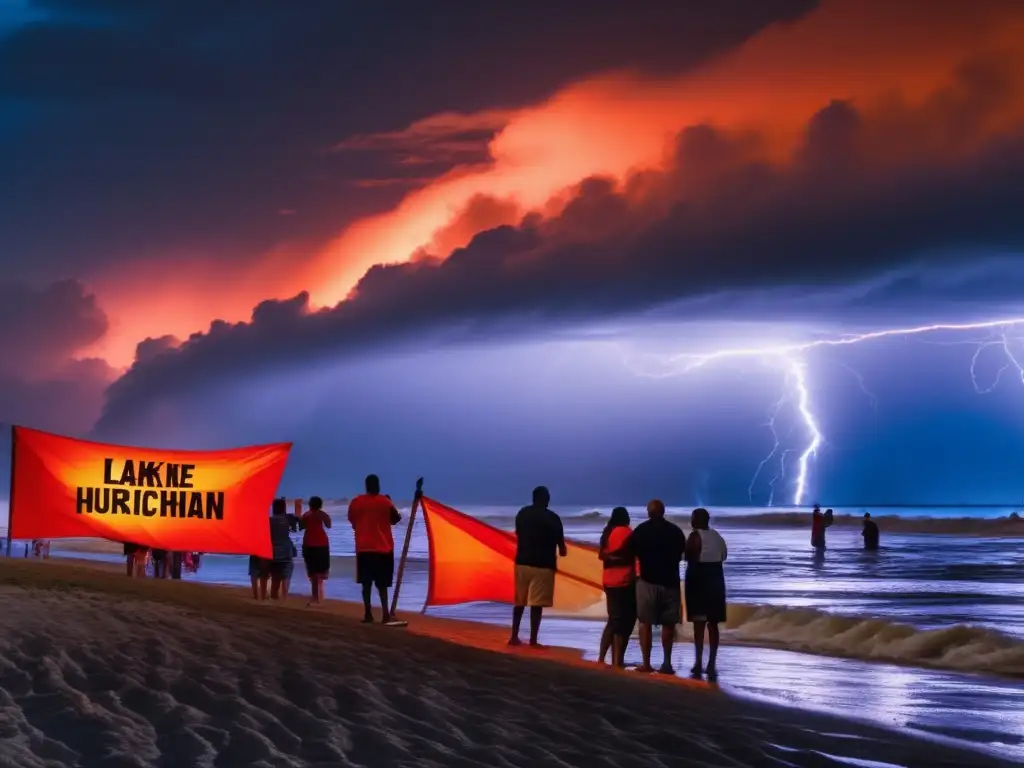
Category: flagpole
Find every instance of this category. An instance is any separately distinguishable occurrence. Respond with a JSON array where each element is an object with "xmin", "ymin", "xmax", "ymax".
[
  {"xmin": 389, "ymin": 477, "xmax": 423, "ymax": 618},
  {"xmin": 5, "ymin": 426, "xmax": 15, "ymax": 558}
]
